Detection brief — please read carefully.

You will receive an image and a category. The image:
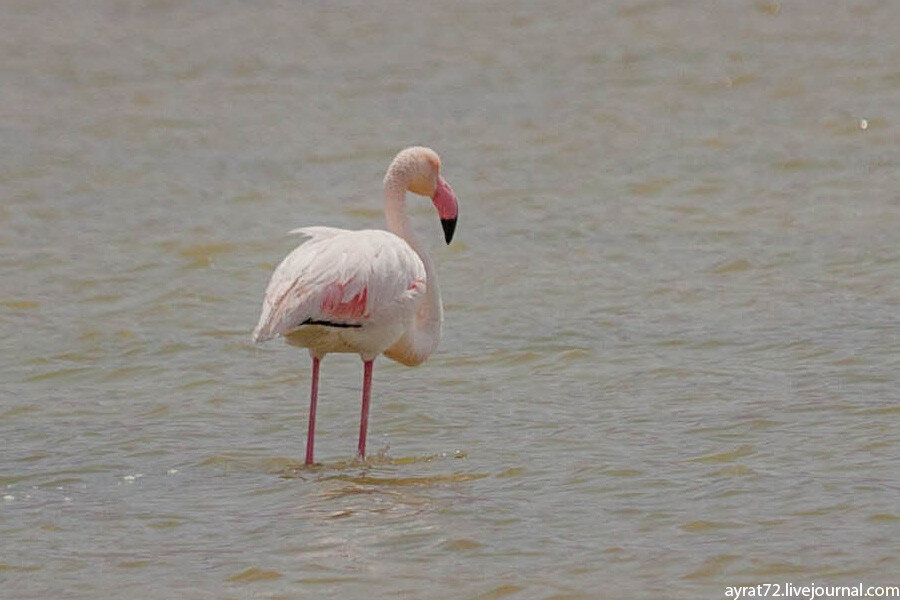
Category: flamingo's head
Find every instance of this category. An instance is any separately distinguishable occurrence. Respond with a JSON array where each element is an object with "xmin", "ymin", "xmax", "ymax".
[{"xmin": 388, "ymin": 146, "xmax": 458, "ymax": 244}]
